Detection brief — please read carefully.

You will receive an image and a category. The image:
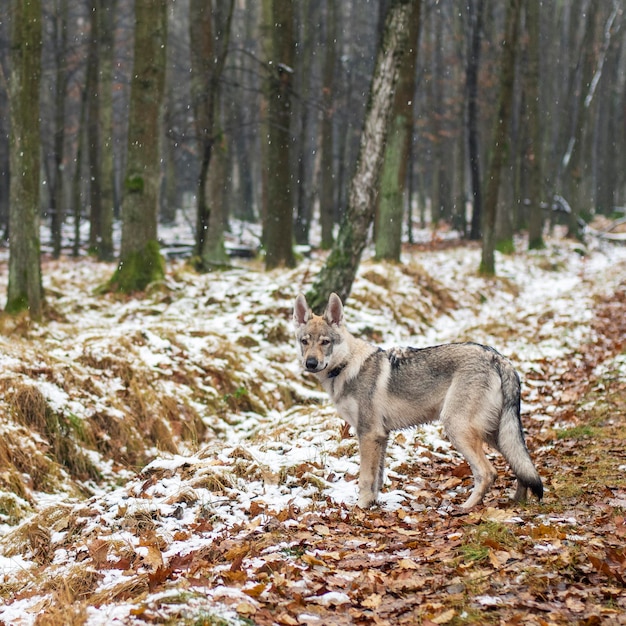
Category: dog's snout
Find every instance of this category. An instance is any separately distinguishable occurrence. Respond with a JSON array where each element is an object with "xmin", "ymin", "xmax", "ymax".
[{"xmin": 305, "ymin": 356, "xmax": 319, "ymax": 371}]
